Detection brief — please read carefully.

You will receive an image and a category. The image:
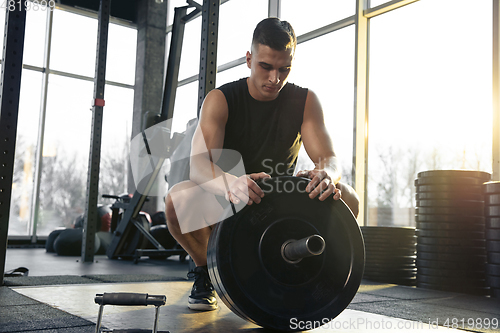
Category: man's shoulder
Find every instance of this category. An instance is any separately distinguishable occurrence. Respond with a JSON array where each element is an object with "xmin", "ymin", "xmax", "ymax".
[
  {"xmin": 218, "ymin": 78, "xmax": 247, "ymax": 92},
  {"xmin": 283, "ymin": 82, "xmax": 308, "ymax": 92},
  {"xmin": 281, "ymin": 82, "xmax": 309, "ymax": 100}
]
